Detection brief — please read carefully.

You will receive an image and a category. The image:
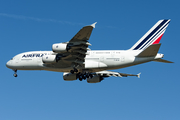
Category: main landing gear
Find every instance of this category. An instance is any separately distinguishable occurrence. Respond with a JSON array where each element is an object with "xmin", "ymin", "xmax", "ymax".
[
  {"xmin": 70, "ymin": 68, "xmax": 93, "ymax": 81},
  {"xmin": 13, "ymin": 69, "xmax": 17, "ymax": 77},
  {"xmin": 70, "ymin": 68, "xmax": 78, "ymax": 74},
  {"xmin": 77, "ymin": 72, "xmax": 93, "ymax": 81}
]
